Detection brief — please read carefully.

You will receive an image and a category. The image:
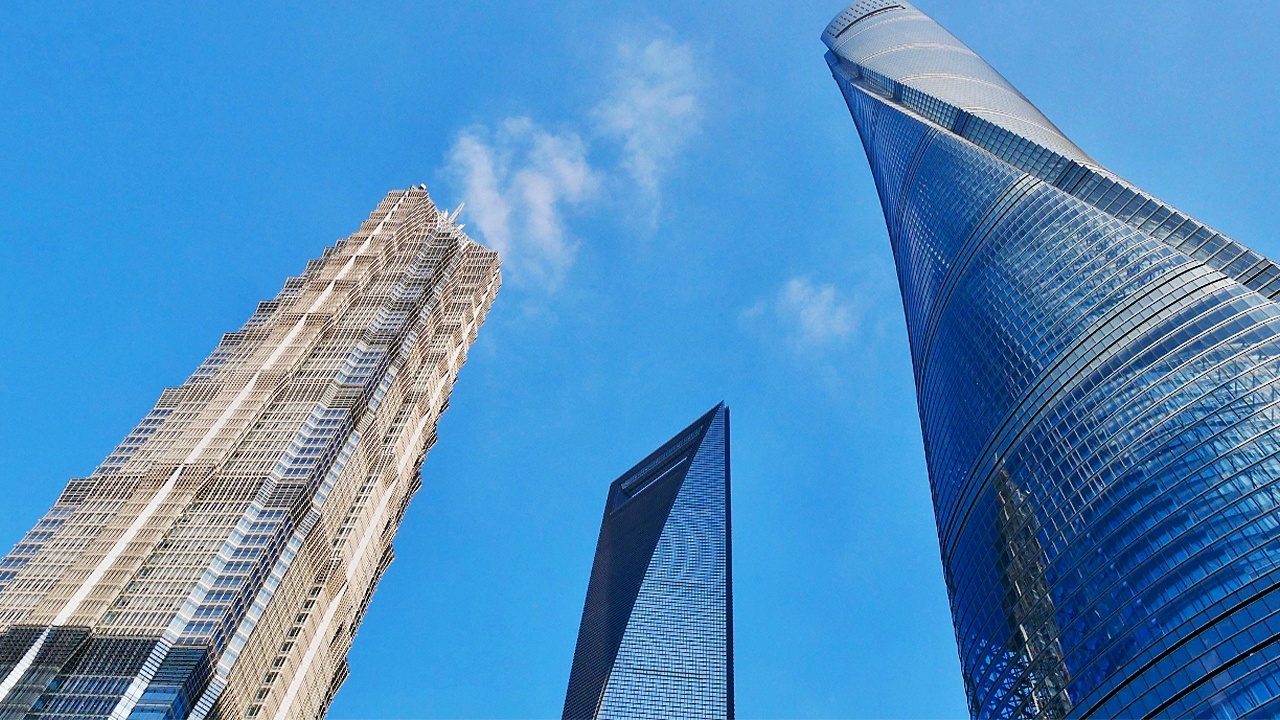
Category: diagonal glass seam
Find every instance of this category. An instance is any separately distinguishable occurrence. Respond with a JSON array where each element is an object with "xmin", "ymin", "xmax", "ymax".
[
  {"xmin": 829, "ymin": 60, "xmax": 1280, "ymax": 575},
  {"xmin": 825, "ymin": 51, "xmax": 1280, "ymax": 304}
]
